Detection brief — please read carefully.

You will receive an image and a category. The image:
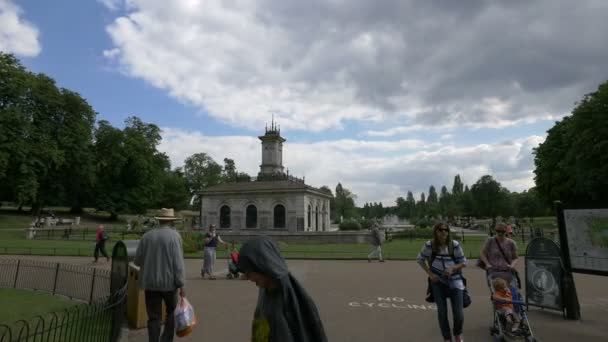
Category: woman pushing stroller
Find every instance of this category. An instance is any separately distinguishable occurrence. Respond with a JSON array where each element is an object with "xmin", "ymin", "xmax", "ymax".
[{"xmin": 481, "ymin": 223, "xmax": 536, "ymax": 340}]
